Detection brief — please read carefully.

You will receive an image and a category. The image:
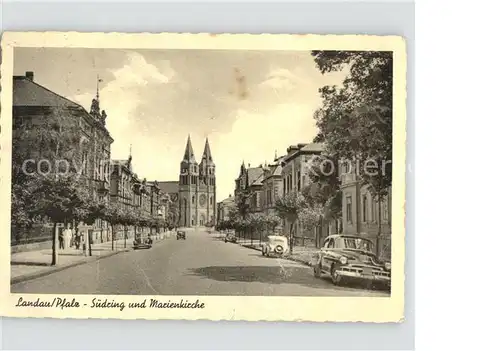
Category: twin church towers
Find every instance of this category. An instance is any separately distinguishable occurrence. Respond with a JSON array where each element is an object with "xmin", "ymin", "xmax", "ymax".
[{"xmin": 178, "ymin": 135, "xmax": 216, "ymax": 227}]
